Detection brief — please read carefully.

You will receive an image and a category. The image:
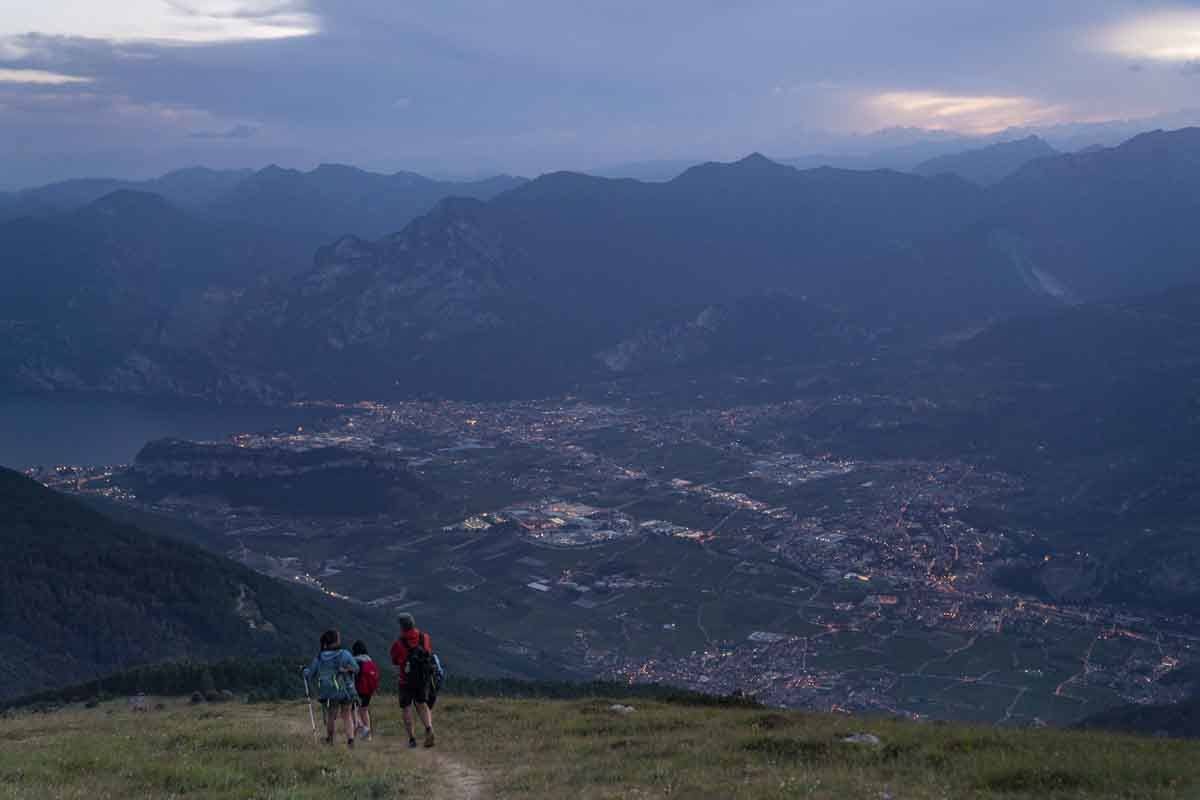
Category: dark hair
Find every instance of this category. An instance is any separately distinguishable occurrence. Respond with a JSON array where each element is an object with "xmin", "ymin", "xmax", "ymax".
[
  {"xmin": 319, "ymin": 629, "xmax": 340, "ymax": 651},
  {"xmin": 351, "ymin": 640, "xmax": 368, "ymax": 656}
]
